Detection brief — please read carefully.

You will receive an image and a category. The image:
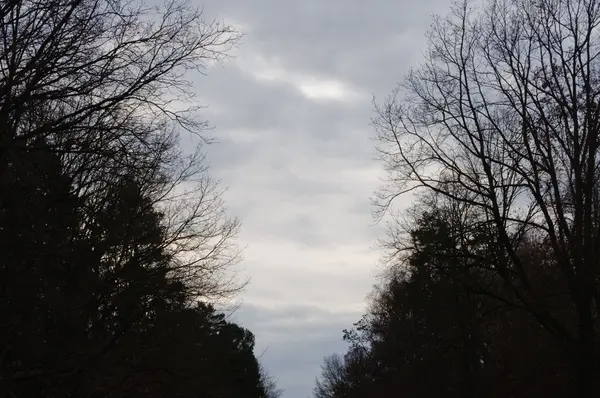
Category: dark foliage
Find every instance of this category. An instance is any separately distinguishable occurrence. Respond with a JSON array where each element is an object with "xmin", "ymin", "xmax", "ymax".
[
  {"xmin": 0, "ymin": 0, "xmax": 279, "ymax": 397},
  {"xmin": 316, "ymin": 0, "xmax": 600, "ymax": 396},
  {"xmin": 315, "ymin": 202, "xmax": 578, "ymax": 397}
]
